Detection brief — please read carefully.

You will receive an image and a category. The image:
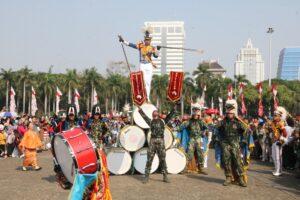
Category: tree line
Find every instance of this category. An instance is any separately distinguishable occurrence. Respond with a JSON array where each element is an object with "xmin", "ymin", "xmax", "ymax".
[{"xmin": 0, "ymin": 62, "xmax": 299, "ymax": 117}]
